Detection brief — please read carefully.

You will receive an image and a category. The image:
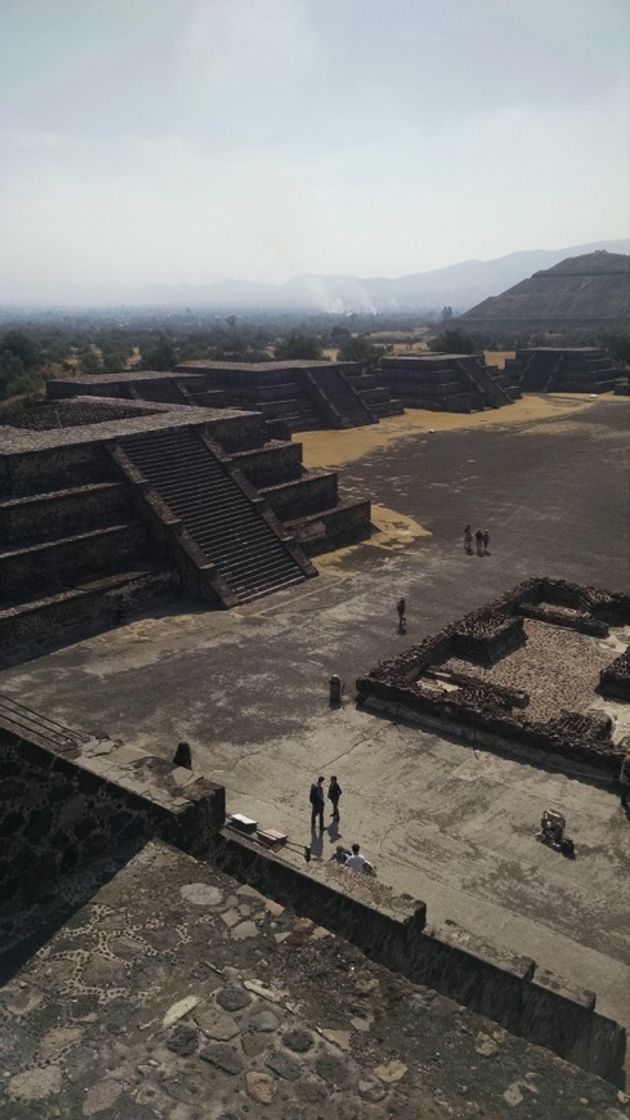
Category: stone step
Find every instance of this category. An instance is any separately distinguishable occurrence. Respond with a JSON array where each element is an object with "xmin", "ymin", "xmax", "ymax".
[
  {"xmin": 0, "ymin": 566, "xmax": 171, "ymax": 660},
  {"xmin": 0, "ymin": 523, "xmax": 149, "ymax": 599},
  {"xmin": 121, "ymin": 427, "xmax": 308, "ymax": 603}
]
